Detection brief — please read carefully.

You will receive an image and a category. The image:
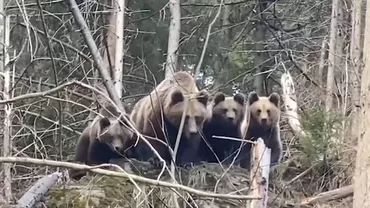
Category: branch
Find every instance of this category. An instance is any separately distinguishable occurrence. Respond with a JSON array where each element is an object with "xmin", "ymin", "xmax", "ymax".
[
  {"xmin": 194, "ymin": 0, "xmax": 224, "ymax": 77},
  {"xmin": 0, "ymin": 157, "xmax": 261, "ymax": 200},
  {"xmin": 0, "ymin": 81, "xmax": 78, "ymax": 104},
  {"xmin": 66, "ymin": 0, "xmax": 124, "ymax": 112},
  {"xmin": 300, "ymin": 185, "xmax": 353, "ymax": 205}
]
